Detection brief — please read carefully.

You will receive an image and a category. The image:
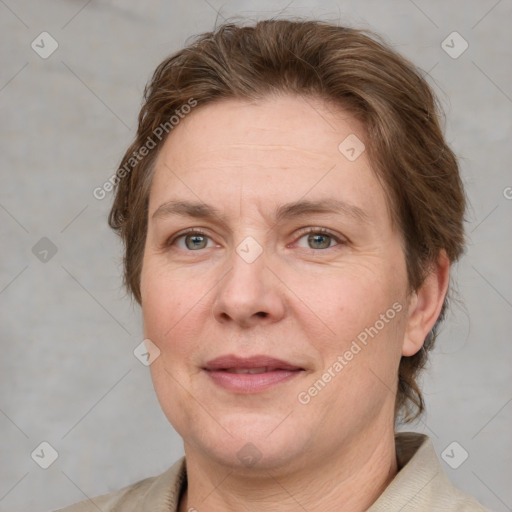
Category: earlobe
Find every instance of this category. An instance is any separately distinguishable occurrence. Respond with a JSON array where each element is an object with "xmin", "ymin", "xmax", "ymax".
[{"xmin": 402, "ymin": 251, "xmax": 451, "ymax": 357}]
